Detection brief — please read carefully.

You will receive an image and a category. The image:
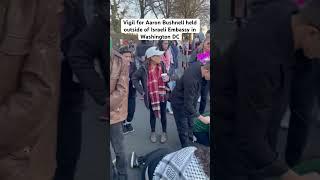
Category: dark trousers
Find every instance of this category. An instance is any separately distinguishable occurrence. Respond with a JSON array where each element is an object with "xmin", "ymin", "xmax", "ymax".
[
  {"xmin": 110, "ymin": 122, "xmax": 128, "ymax": 179},
  {"xmin": 55, "ymin": 90, "xmax": 83, "ymax": 180},
  {"xmin": 193, "ymin": 132, "xmax": 210, "ymax": 146},
  {"xmin": 140, "ymin": 148, "xmax": 171, "ymax": 180},
  {"xmin": 286, "ymin": 61, "xmax": 315, "ymax": 167},
  {"xmin": 199, "ymin": 79, "xmax": 210, "ymax": 114},
  {"xmin": 172, "ymin": 106, "xmax": 194, "ymax": 148},
  {"xmin": 149, "ymin": 101, "xmax": 167, "ymax": 132},
  {"xmin": 126, "ymin": 95, "xmax": 136, "ymax": 123}
]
